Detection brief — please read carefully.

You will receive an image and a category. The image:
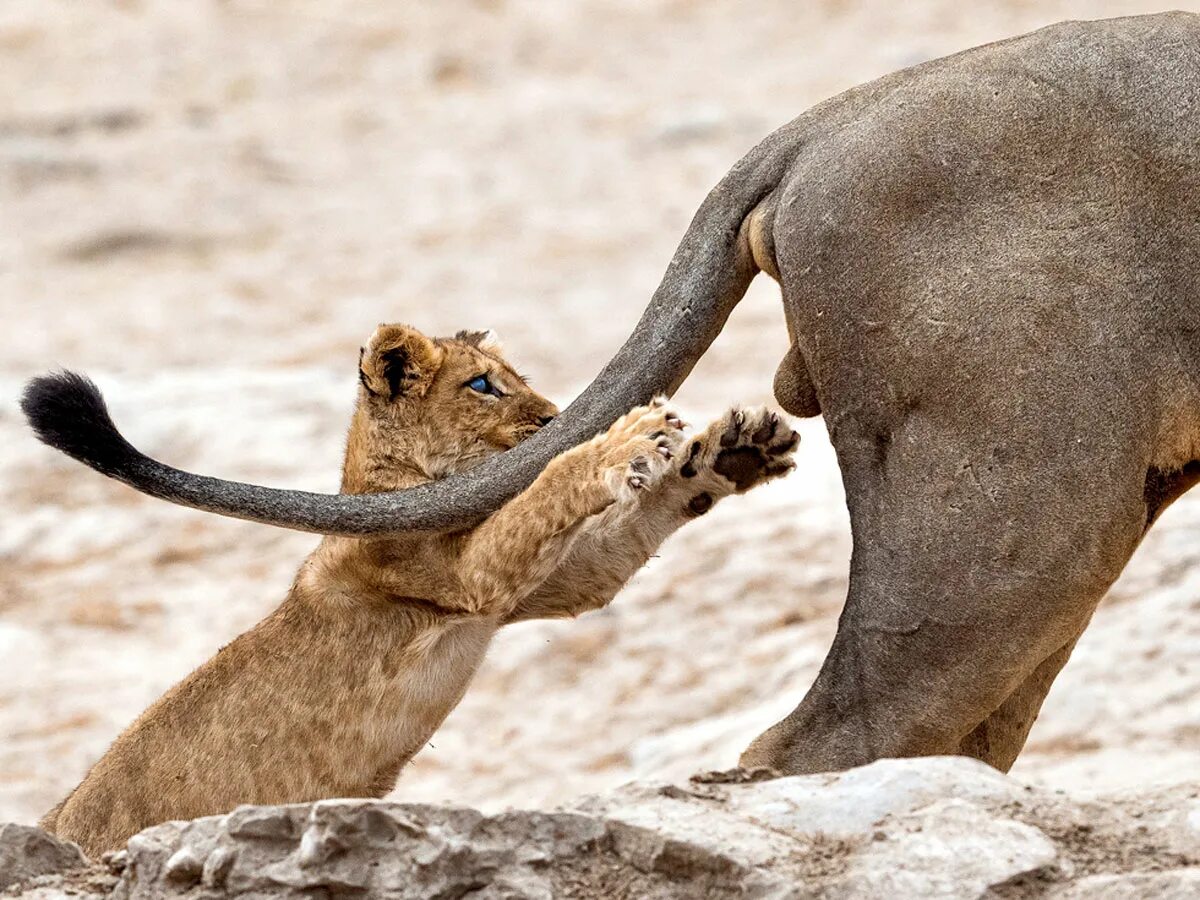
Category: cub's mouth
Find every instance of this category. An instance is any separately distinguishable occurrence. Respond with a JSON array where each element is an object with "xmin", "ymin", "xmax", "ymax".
[
  {"xmin": 514, "ymin": 424, "xmax": 546, "ymax": 443},
  {"xmin": 475, "ymin": 430, "xmax": 533, "ymax": 457},
  {"xmin": 494, "ymin": 419, "xmax": 555, "ymax": 448}
]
